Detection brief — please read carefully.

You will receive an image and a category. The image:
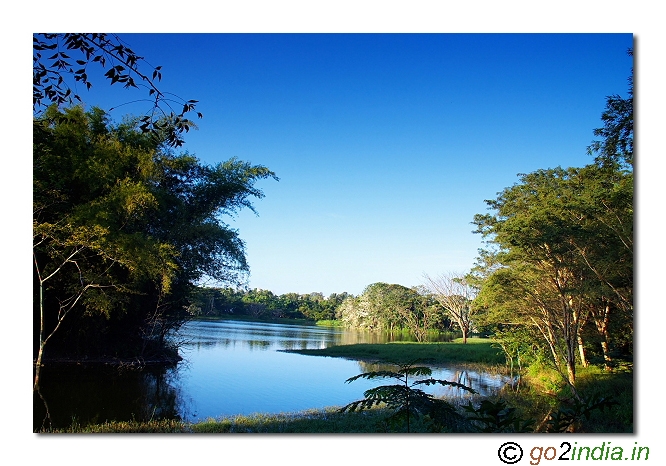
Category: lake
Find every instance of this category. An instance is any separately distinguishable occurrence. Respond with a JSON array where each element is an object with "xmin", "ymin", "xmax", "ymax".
[{"xmin": 34, "ymin": 319, "xmax": 511, "ymax": 430}]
